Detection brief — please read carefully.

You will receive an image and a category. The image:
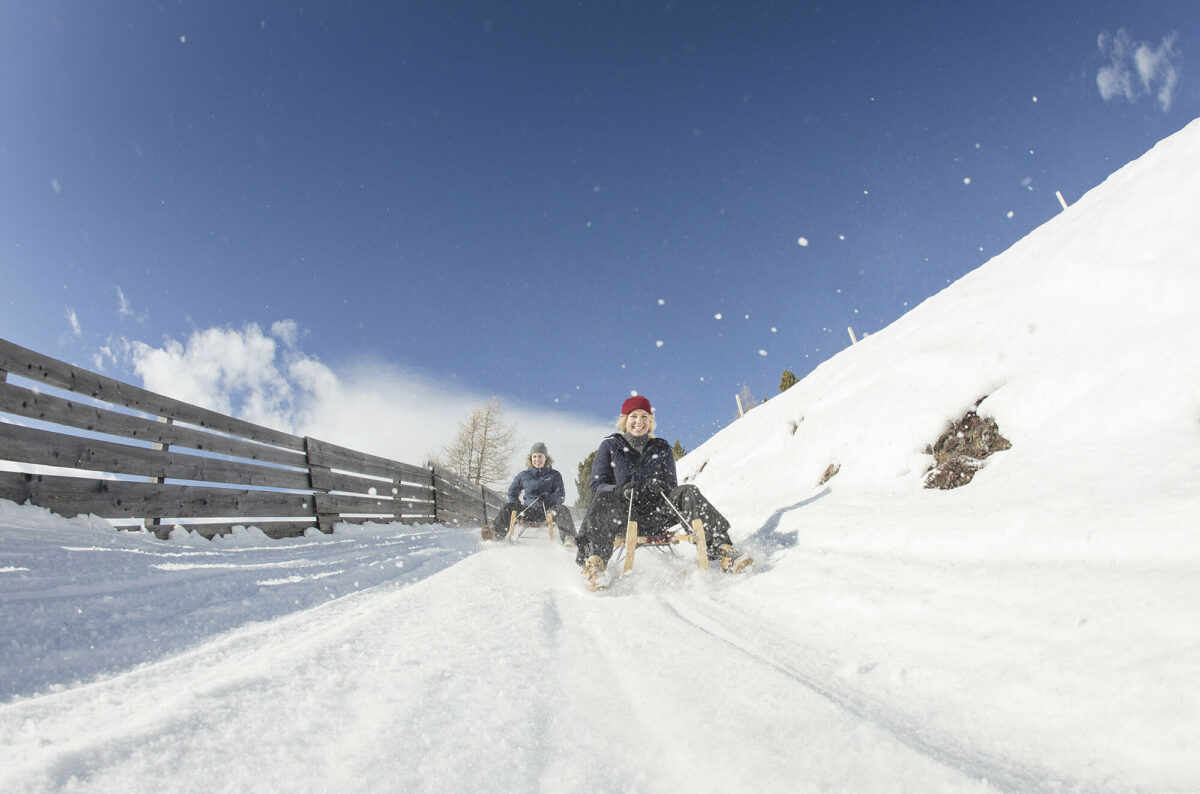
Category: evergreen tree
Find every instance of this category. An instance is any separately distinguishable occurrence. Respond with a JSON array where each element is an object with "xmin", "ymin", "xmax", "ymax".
[
  {"xmin": 780, "ymin": 369, "xmax": 798, "ymax": 392},
  {"xmin": 575, "ymin": 449, "xmax": 596, "ymax": 508},
  {"xmin": 672, "ymin": 439, "xmax": 686, "ymax": 460}
]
